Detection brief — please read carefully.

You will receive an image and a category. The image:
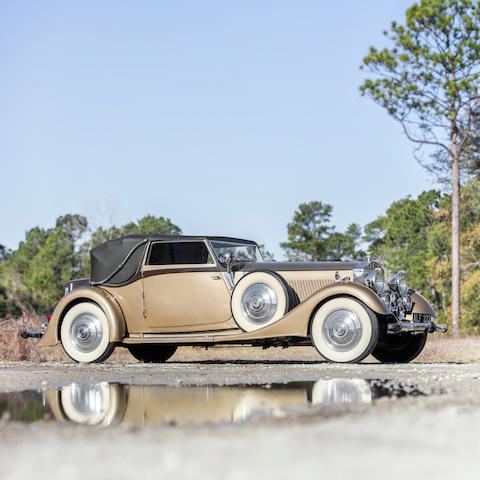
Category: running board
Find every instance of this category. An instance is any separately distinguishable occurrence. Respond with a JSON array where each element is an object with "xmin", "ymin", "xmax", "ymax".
[{"xmin": 123, "ymin": 329, "xmax": 242, "ymax": 344}]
